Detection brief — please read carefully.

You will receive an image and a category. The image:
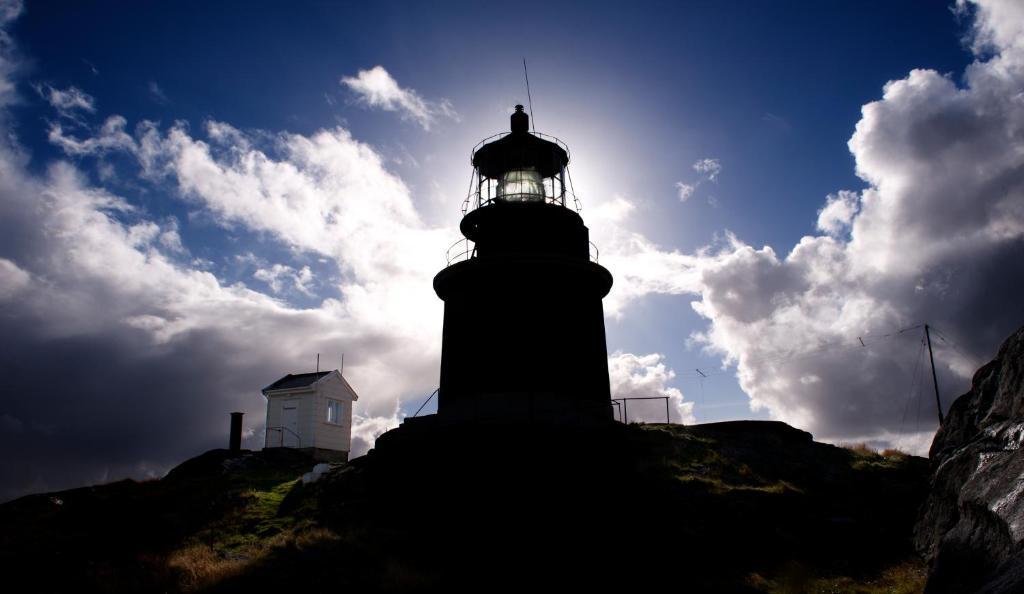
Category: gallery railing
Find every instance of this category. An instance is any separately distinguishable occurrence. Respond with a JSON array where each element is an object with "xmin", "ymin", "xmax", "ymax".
[{"xmin": 444, "ymin": 238, "xmax": 600, "ymax": 267}]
